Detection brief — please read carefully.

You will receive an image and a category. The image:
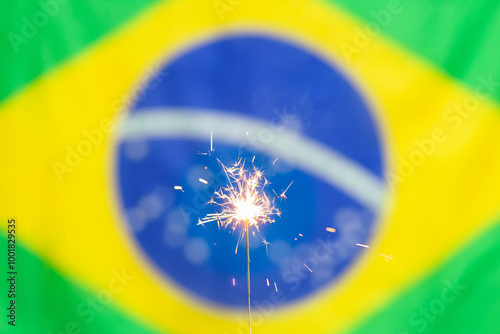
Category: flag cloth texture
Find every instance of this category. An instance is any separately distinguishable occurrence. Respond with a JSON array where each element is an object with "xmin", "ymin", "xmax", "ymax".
[{"xmin": 1, "ymin": 1, "xmax": 500, "ymax": 333}]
